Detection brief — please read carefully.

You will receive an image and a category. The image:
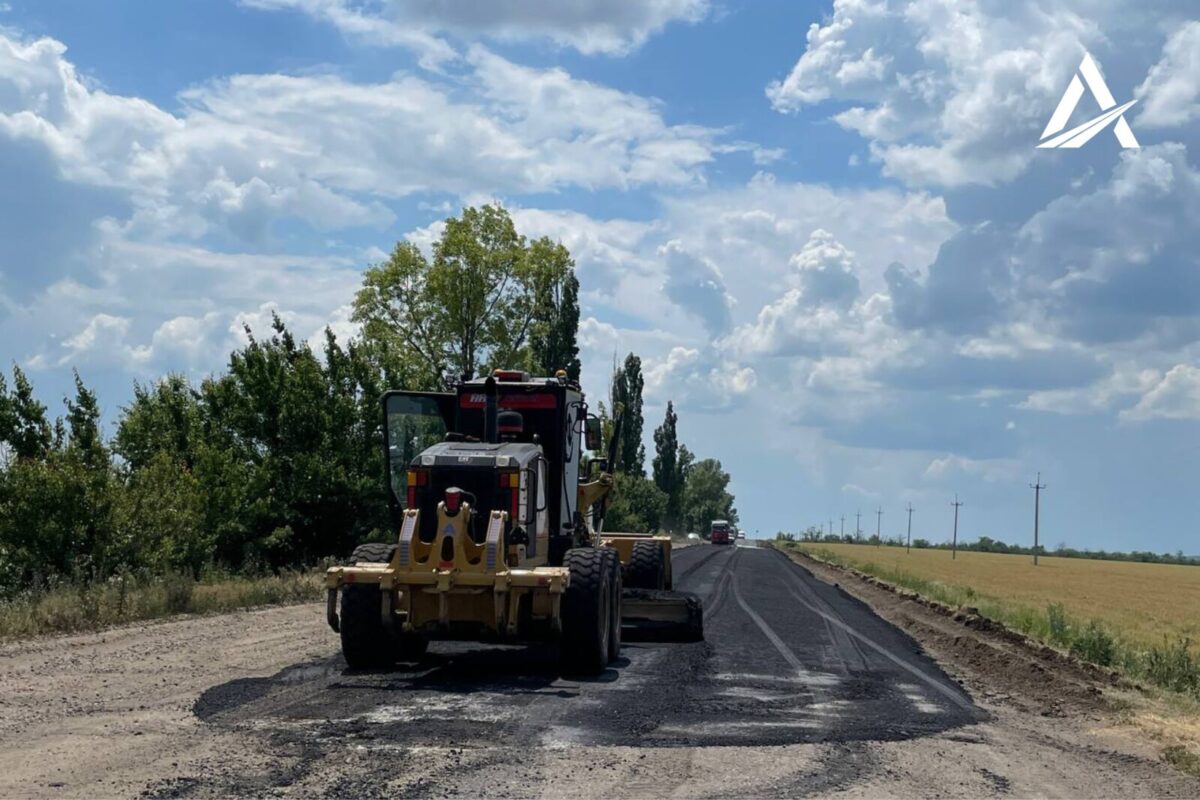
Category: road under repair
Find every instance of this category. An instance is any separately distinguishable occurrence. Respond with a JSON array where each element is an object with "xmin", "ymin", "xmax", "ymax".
[{"xmin": 1, "ymin": 543, "xmax": 1194, "ymax": 798}]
